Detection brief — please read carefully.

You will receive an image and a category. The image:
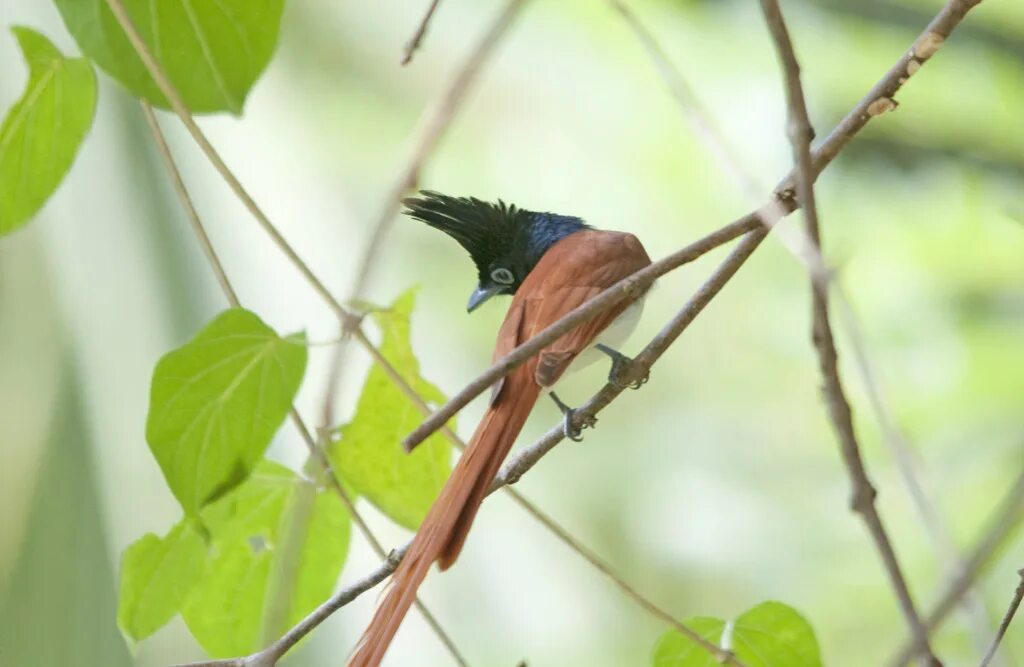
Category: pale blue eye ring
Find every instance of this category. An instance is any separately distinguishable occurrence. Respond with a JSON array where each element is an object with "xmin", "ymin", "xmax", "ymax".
[{"xmin": 490, "ymin": 267, "xmax": 515, "ymax": 285}]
